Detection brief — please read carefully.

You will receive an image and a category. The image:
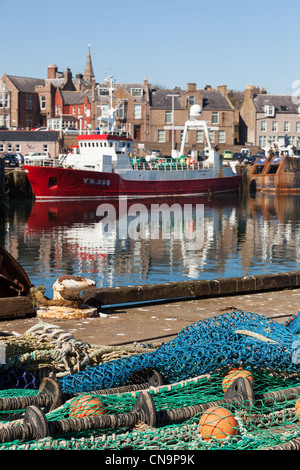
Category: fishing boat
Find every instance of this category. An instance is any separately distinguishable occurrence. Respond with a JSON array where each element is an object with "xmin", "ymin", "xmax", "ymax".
[
  {"xmin": 249, "ymin": 144, "xmax": 300, "ymax": 193},
  {"xmin": 23, "ymin": 102, "xmax": 241, "ymax": 200}
]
